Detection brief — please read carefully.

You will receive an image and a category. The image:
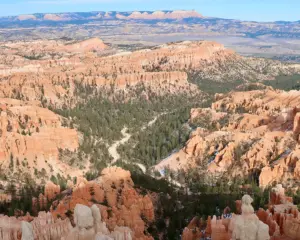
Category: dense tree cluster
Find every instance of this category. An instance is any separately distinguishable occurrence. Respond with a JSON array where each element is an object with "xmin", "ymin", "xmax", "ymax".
[
  {"xmin": 118, "ymin": 108, "xmax": 192, "ymax": 166},
  {"xmin": 0, "ymin": 184, "xmax": 46, "ymax": 216},
  {"xmin": 54, "ymin": 82, "xmax": 206, "ymax": 172},
  {"xmin": 263, "ymin": 74, "xmax": 300, "ymax": 90}
]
